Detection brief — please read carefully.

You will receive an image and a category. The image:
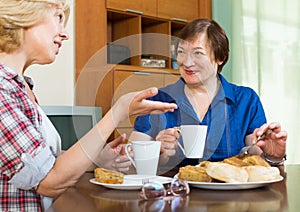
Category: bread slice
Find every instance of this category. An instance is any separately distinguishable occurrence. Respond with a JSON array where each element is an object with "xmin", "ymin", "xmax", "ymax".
[
  {"xmin": 177, "ymin": 154, "xmax": 279, "ymax": 183},
  {"xmin": 223, "ymin": 156, "xmax": 251, "ymax": 167},
  {"xmin": 243, "ymin": 166, "xmax": 280, "ymax": 182},
  {"xmin": 206, "ymin": 162, "xmax": 249, "ymax": 183},
  {"xmin": 198, "ymin": 160, "xmax": 211, "ymax": 168},
  {"xmin": 94, "ymin": 168, "xmax": 124, "ymax": 184},
  {"xmin": 178, "ymin": 165, "xmax": 212, "ymax": 182},
  {"xmin": 241, "ymin": 154, "xmax": 270, "ymax": 167},
  {"xmin": 224, "ymin": 154, "xmax": 270, "ymax": 167}
]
